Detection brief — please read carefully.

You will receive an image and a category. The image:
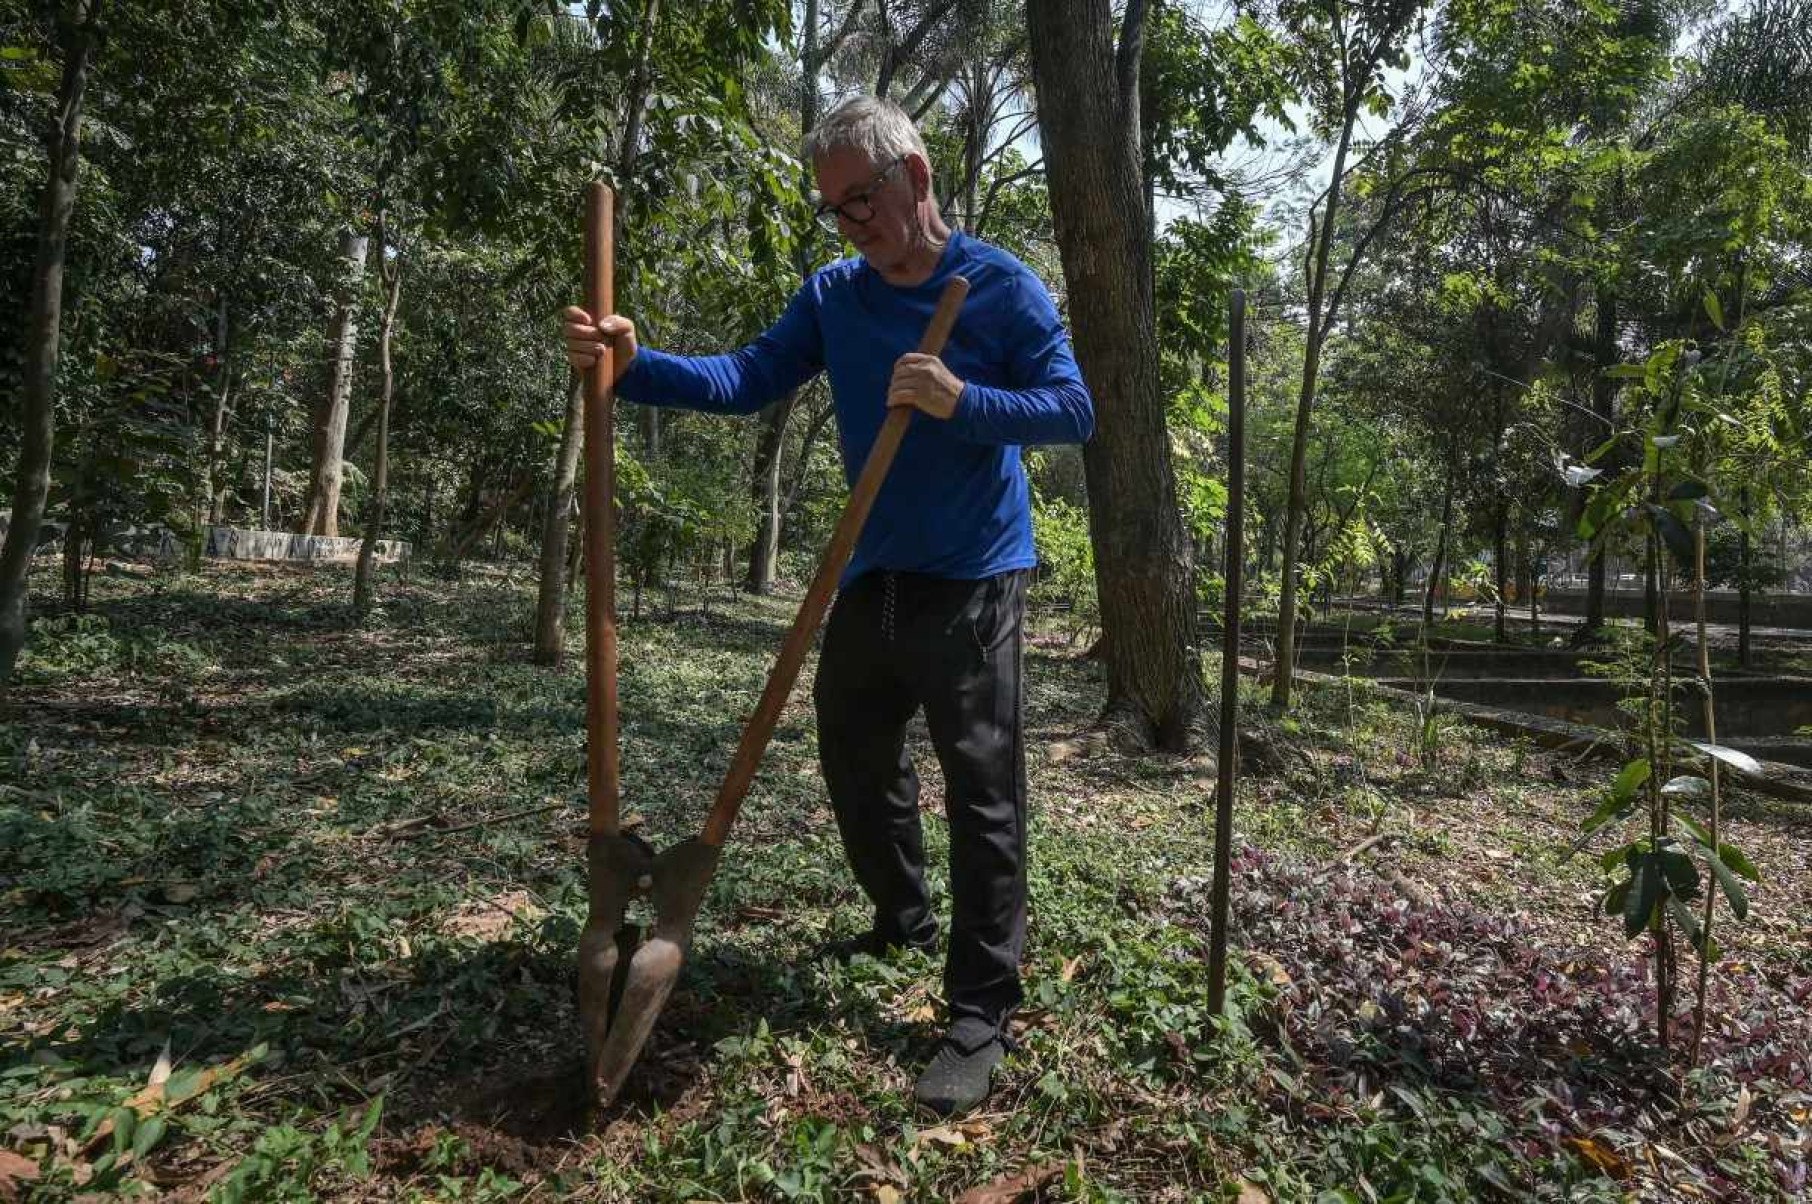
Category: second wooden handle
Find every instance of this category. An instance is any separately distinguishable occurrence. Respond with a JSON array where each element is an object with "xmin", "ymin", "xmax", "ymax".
[{"xmin": 700, "ymin": 275, "xmax": 972, "ymax": 847}]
